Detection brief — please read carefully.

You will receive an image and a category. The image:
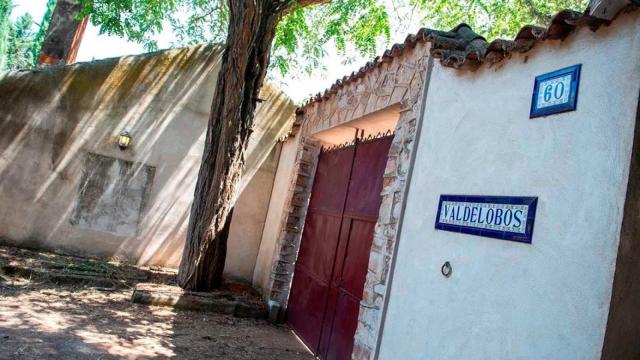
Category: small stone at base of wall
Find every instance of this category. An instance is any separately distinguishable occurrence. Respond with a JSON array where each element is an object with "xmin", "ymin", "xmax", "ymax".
[{"xmin": 267, "ymin": 300, "xmax": 284, "ymax": 323}]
